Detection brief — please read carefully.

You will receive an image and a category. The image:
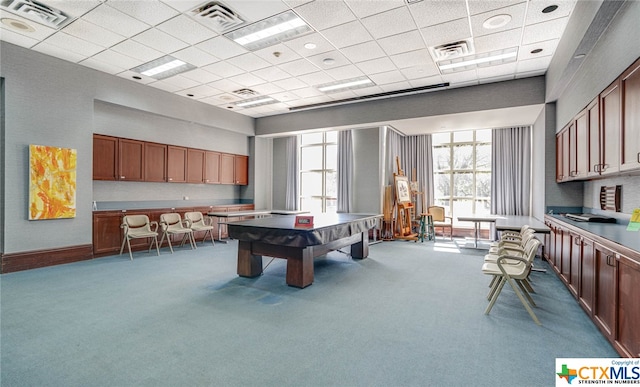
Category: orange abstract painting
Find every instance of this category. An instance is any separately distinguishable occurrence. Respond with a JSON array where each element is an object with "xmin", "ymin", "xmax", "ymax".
[{"xmin": 29, "ymin": 145, "xmax": 77, "ymax": 220}]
